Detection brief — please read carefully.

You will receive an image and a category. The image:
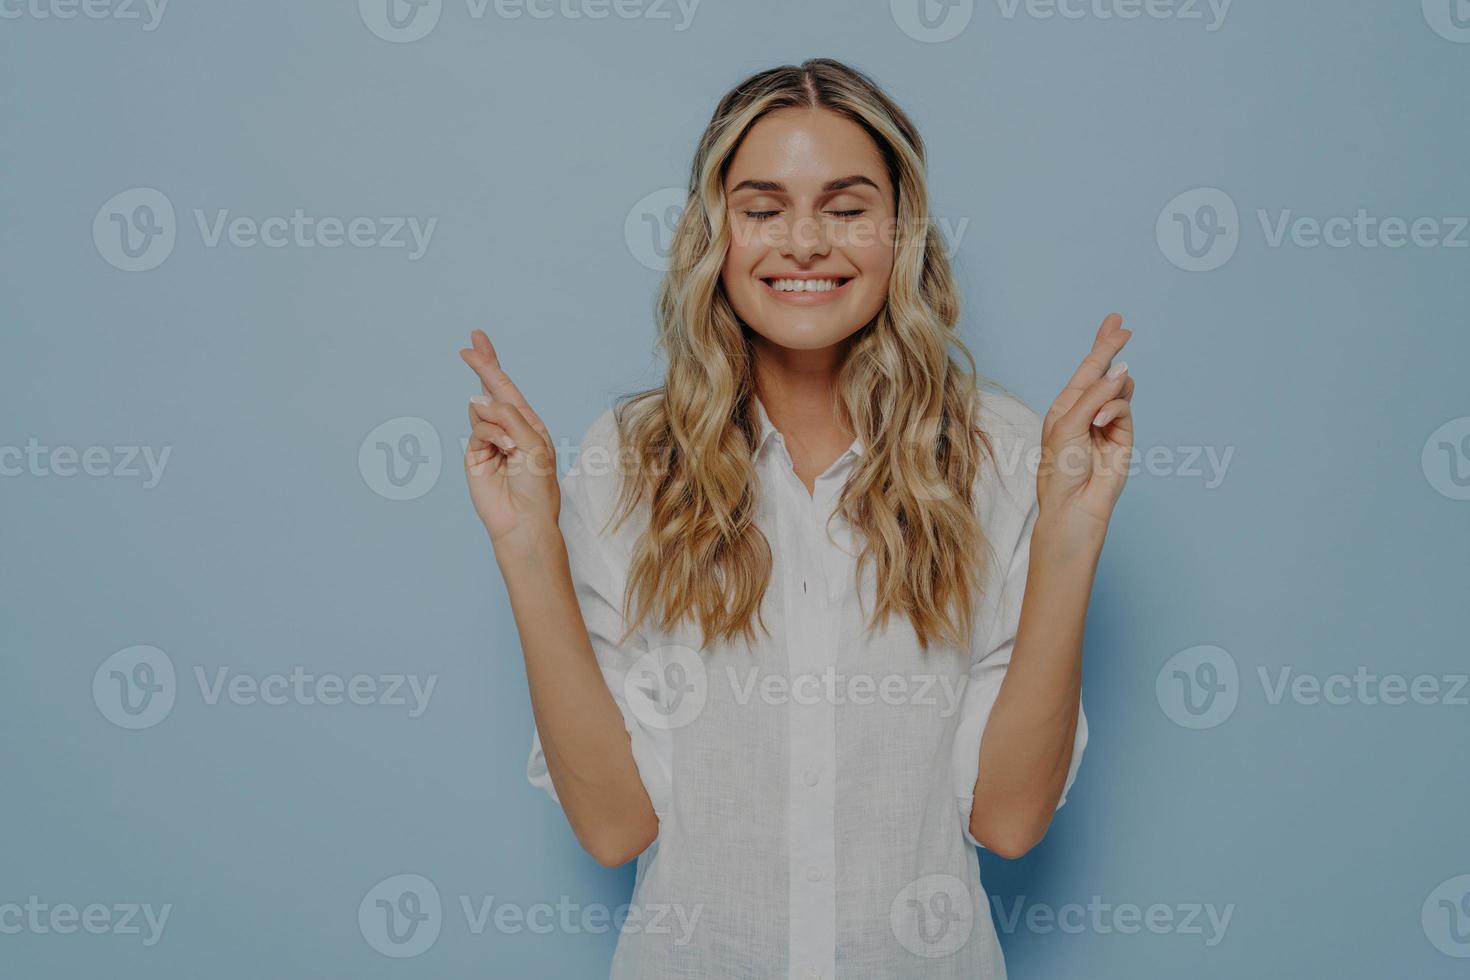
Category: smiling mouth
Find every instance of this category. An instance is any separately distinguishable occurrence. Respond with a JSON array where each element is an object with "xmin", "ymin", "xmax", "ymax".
[{"xmin": 760, "ymin": 277, "xmax": 853, "ymax": 293}]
